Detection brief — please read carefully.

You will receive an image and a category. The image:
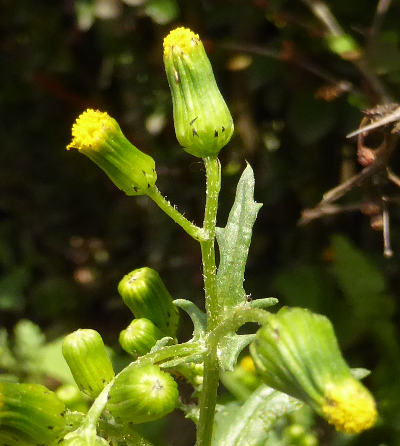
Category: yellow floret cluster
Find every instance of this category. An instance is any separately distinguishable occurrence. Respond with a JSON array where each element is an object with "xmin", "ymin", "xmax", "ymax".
[
  {"xmin": 240, "ymin": 356, "xmax": 256, "ymax": 373},
  {"xmin": 322, "ymin": 380, "xmax": 377, "ymax": 434},
  {"xmin": 67, "ymin": 109, "xmax": 117, "ymax": 151},
  {"xmin": 163, "ymin": 27, "xmax": 199, "ymax": 56}
]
